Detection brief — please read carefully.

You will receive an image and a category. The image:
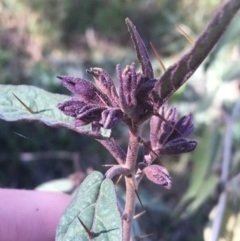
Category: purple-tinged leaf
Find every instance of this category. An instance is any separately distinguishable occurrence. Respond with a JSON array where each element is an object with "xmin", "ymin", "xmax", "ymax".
[
  {"xmin": 125, "ymin": 18, "xmax": 153, "ymax": 79},
  {"xmin": 152, "ymin": 0, "xmax": 240, "ymax": 105},
  {"xmin": 143, "ymin": 165, "xmax": 172, "ymax": 189}
]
